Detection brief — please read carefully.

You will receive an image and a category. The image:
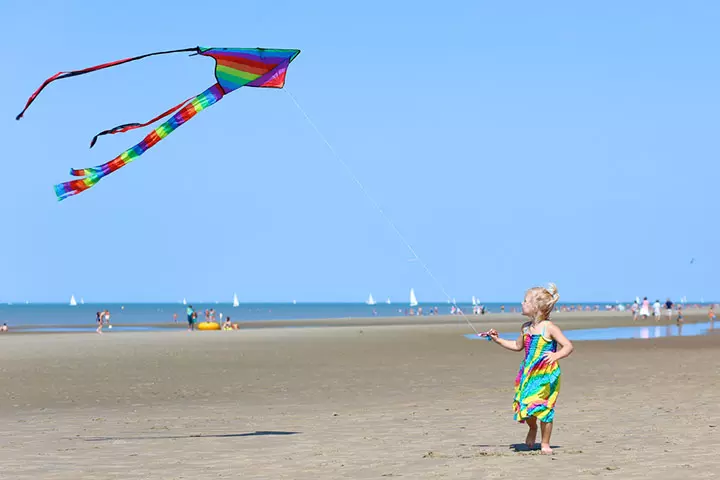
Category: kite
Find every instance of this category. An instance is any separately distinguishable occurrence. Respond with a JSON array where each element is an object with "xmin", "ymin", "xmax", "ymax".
[{"xmin": 16, "ymin": 47, "xmax": 301, "ymax": 200}]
